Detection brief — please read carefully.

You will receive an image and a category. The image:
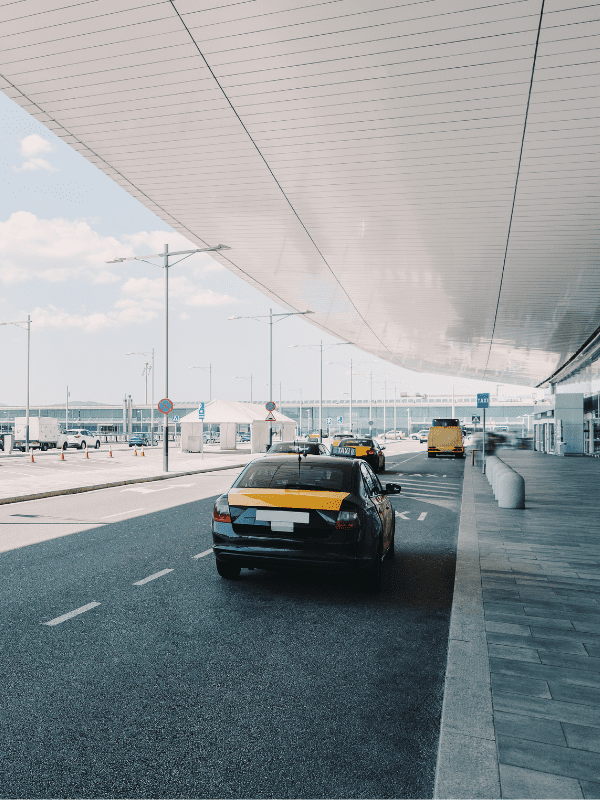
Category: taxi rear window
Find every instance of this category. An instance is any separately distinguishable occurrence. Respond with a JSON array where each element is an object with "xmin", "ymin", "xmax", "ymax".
[
  {"xmin": 338, "ymin": 438, "xmax": 372, "ymax": 447},
  {"xmin": 234, "ymin": 461, "xmax": 352, "ymax": 492},
  {"xmin": 268, "ymin": 442, "xmax": 317, "ymax": 454},
  {"xmin": 432, "ymin": 418, "xmax": 460, "ymax": 428}
]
